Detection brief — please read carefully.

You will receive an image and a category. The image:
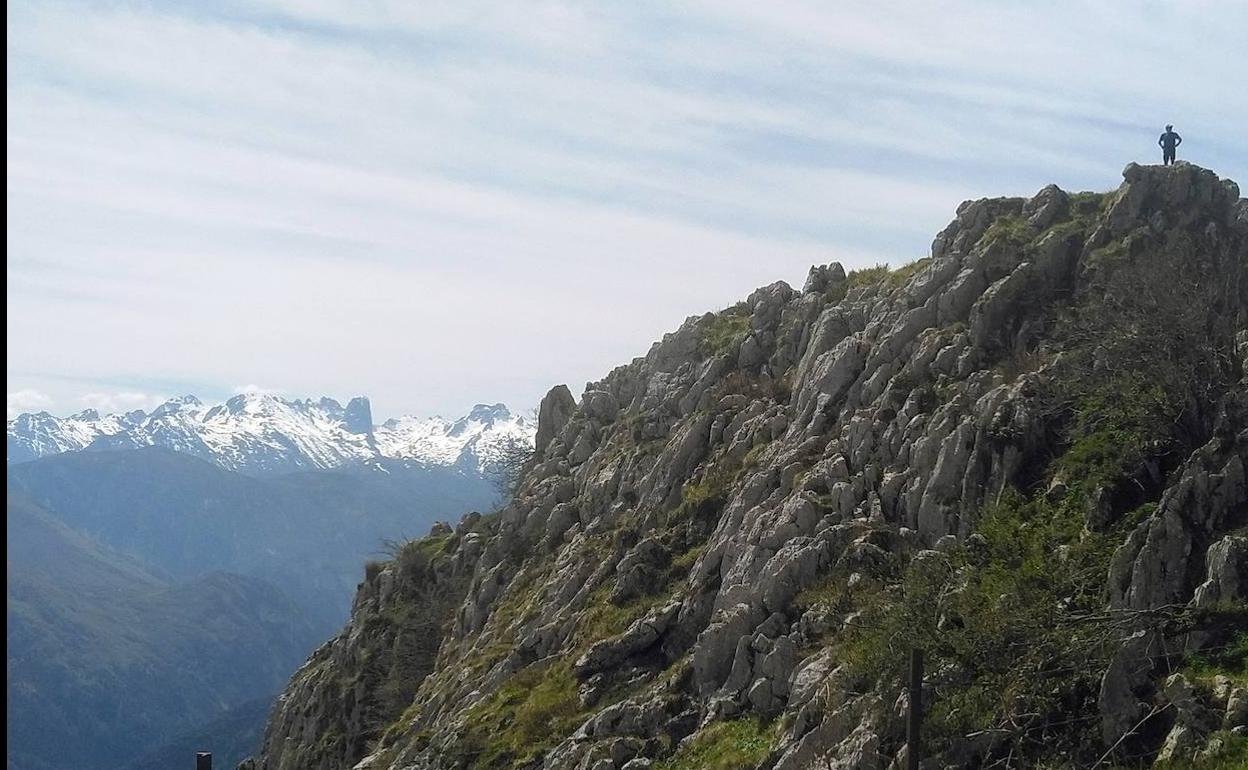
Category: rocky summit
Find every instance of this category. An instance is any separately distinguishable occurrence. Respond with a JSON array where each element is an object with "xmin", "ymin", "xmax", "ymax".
[{"xmin": 242, "ymin": 163, "xmax": 1248, "ymax": 770}]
